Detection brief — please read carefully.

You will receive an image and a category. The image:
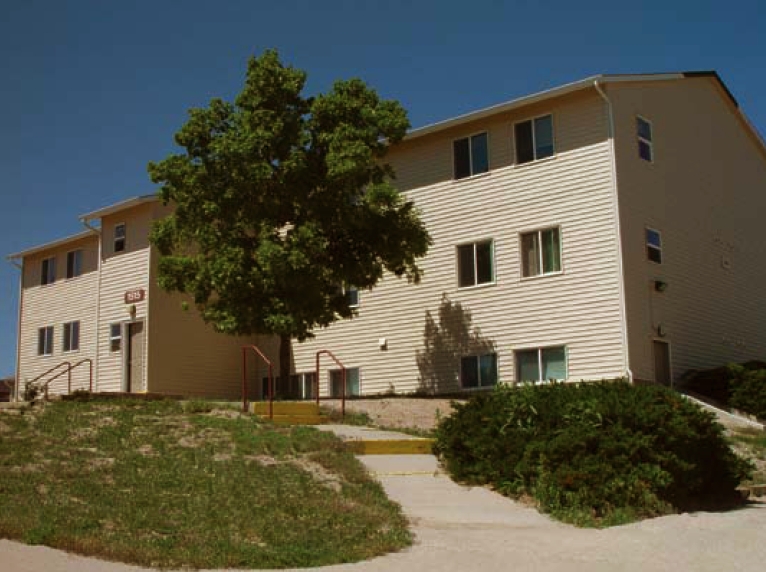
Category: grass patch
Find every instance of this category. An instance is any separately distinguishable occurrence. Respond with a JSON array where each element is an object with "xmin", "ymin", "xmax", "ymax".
[
  {"xmin": 0, "ymin": 399, "xmax": 410, "ymax": 569},
  {"xmin": 729, "ymin": 428, "xmax": 766, "ymax": 485}
]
